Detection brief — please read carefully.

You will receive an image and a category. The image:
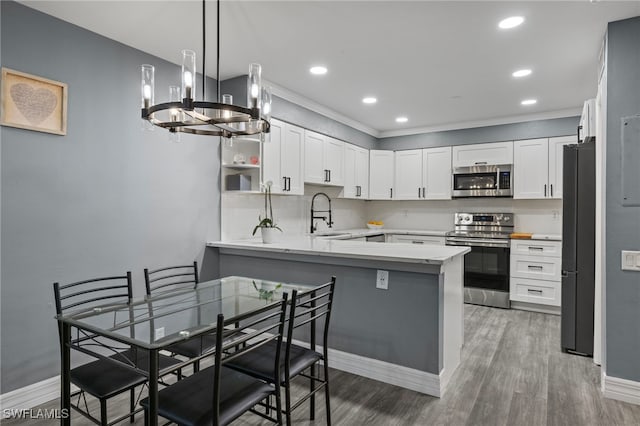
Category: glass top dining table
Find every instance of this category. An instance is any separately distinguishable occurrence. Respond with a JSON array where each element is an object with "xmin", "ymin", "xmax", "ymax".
[{"xmin": 56, "ymin": 275, "xmax": 321, "ymax": 425}]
